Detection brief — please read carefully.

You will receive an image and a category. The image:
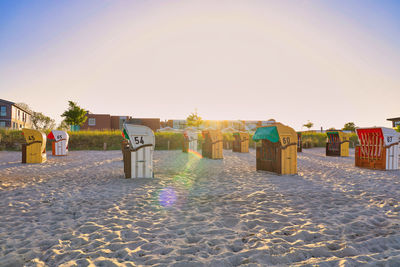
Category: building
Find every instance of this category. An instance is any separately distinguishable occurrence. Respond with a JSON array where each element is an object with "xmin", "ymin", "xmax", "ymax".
[
  {"xmin": 387, "ymin": 117, "xmax": 400, "ymax": 128},
  {"xmin": 80, "ymin": 111, "xmax": 132, "ymax": 131},
  {"xmin": 166, "ymin": 119, "xmax": 187, "ymax": 129},
  {"xmin": 126, "ymin": 118, "xmax": 161, "ymax": 132},
  {"xmin": 0, "ymin": 99, "xmax": 33, "ymax": 129},
  {"xmin": 163, "ymin": 119, "xmax": 269, "ymax": 131}
]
